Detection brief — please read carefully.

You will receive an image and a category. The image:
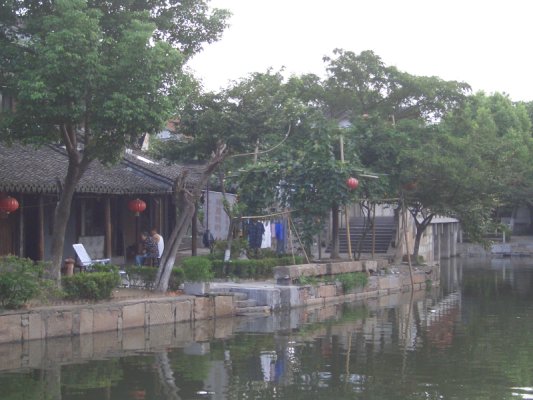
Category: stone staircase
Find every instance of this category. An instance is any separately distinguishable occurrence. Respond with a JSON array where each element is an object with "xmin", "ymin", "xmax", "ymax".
[
  {"xmin": 327, "ymin": 216, "xmax": 396, "ymax": 255},
  {"xmin": 211, "ymin": 289, "xmax": 271, "ymax": 316}
]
